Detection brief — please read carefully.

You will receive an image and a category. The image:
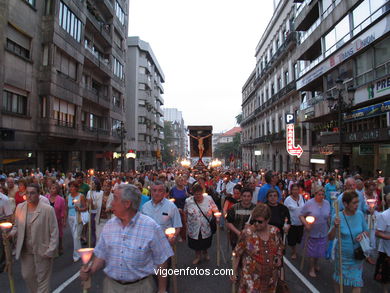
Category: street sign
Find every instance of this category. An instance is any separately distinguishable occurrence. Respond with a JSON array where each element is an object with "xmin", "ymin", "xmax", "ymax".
[{"xmin": 286, "ymin": 123, "xmax": 303, "ymax": 158}]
